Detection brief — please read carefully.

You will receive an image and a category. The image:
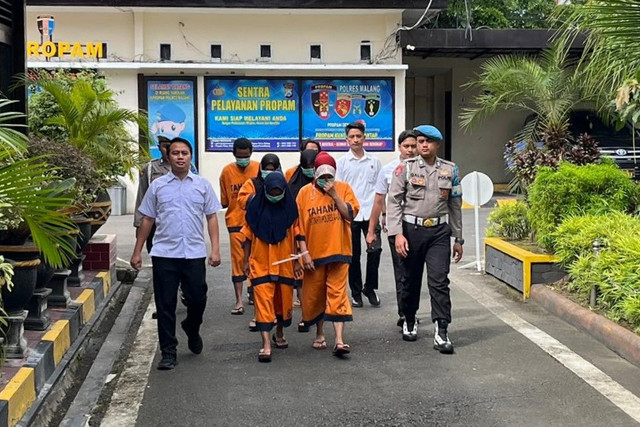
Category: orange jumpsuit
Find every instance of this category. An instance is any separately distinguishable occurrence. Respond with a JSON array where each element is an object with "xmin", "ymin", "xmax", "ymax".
[
  {"xmin": 240, "ymin": 225, "xmax": 302, "ymax": 331},
  {"xmin": 219, "ymin": 161, "xmax": 260, "ymax": 283},
  {"xmin": 284, "ymin": 166, "xmax": 297, "ymax": 181},
  {"xmin": 296, "ymin": 182, "xmax": 360, "ymax": 326},
  {"xmin": 237, "ymin": 178, "xmax": 258, "ymax": 211}
]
